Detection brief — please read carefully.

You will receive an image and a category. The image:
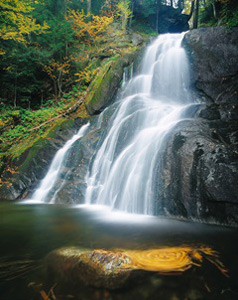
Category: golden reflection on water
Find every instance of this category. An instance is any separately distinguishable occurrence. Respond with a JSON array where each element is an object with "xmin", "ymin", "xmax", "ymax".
[{"xmin": 94, "ymin": 246, "xmax": 228, "ymax": 276}]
